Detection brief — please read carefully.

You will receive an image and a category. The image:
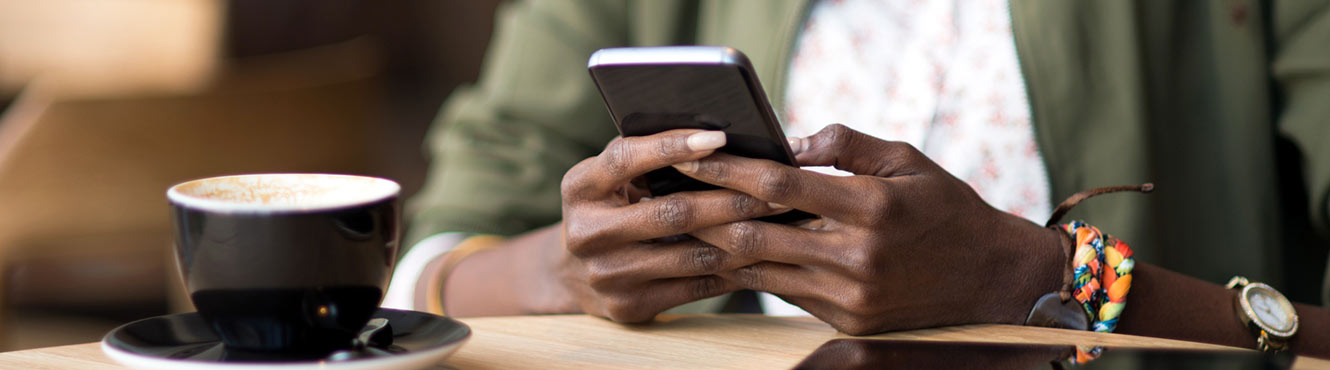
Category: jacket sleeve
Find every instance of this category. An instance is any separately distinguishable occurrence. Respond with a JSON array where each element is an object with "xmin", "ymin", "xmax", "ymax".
[
  {"xmin": 405, "ymin": 0, "xmax": 627, "ymax": 246},
  {"xmin": 1271, "ymin": 1, "xmax": 1330, "ymax": 304},
  {"xmin": 1272, "ymin": 2, "xmax": 1330, "ymax": 236}
]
